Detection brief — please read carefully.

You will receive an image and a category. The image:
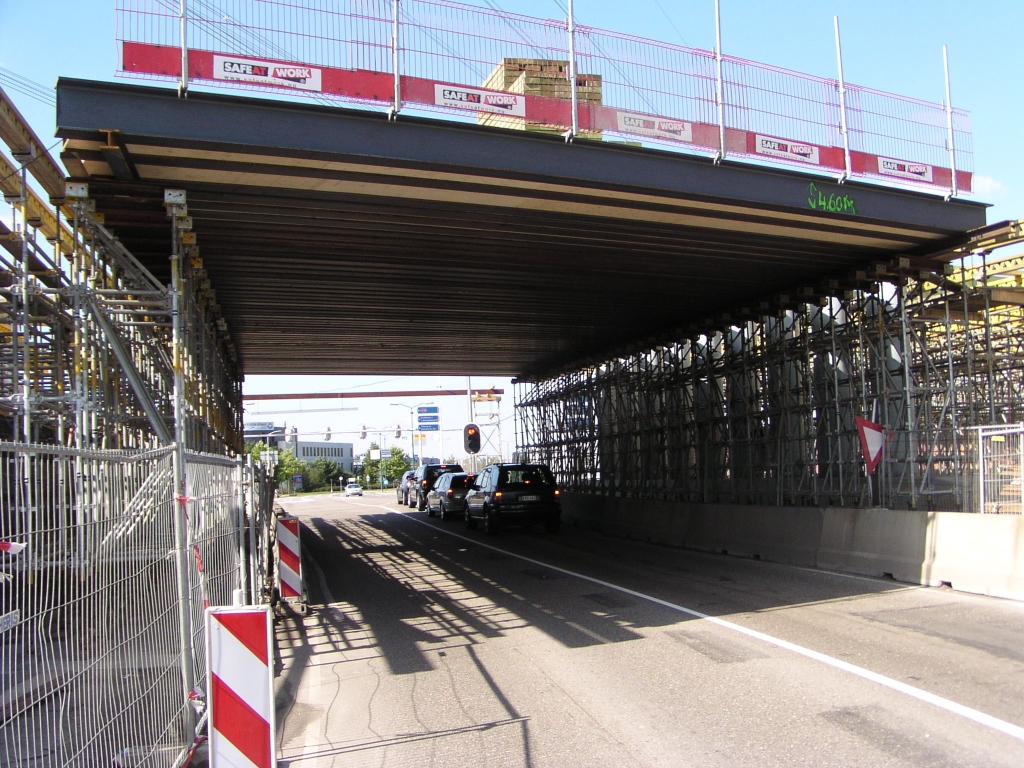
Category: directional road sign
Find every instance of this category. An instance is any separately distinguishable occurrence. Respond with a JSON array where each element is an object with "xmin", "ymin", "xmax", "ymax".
[
  {"xmin": 417, "ymin": 415, "xmax": 439, "ymax": 423},
  {"xmin": 417, "ymin": 406, "xmax": 439, "ymax": 414},
  {"xmin": 418, "ymin": 424, "xmax": 440, "ymax": 431}
]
